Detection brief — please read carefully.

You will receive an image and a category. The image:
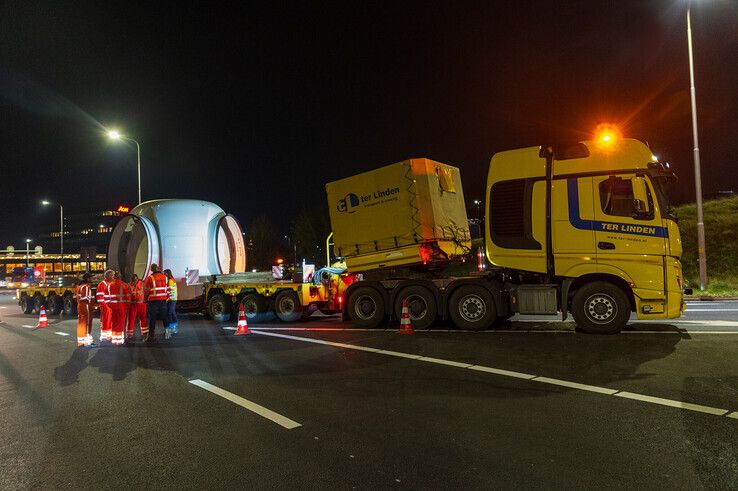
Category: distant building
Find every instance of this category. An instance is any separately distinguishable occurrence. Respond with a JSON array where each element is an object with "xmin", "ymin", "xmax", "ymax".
[{"xmin": 37, "ymin": 208, "xmax": 129, "ymax": 254}]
